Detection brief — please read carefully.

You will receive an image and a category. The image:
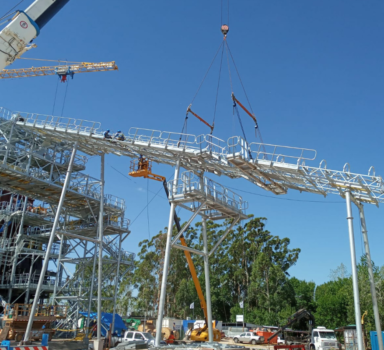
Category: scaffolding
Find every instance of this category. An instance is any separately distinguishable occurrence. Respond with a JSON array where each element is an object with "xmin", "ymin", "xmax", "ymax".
[
  {"xmin": 0, "ymin": 109, "xmax": 135, "ymax": 344},
  {"xmin": 1, "ymin": 106, "xmax": 383, "ymax": 350}
]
